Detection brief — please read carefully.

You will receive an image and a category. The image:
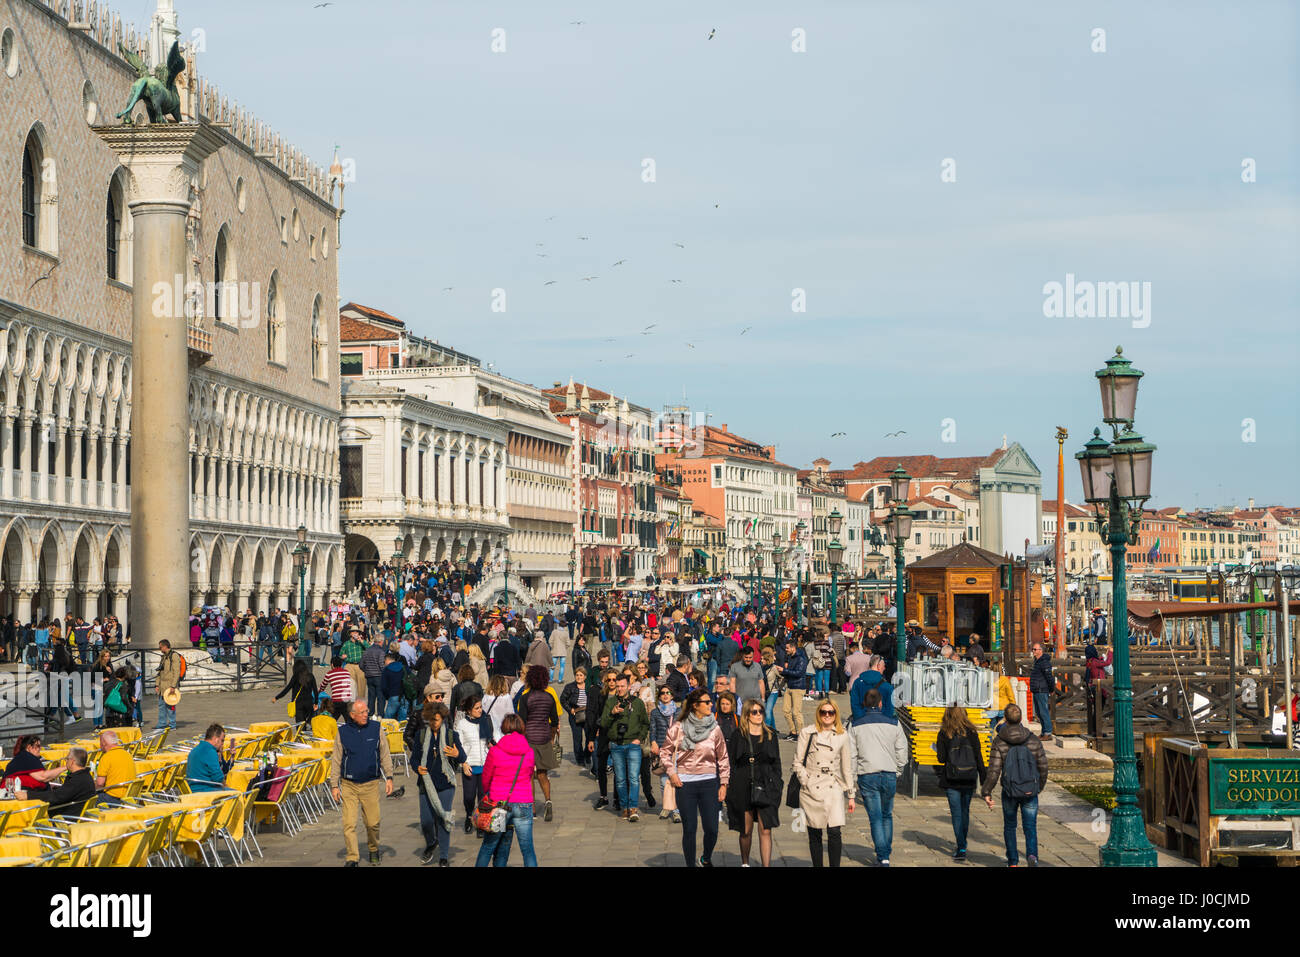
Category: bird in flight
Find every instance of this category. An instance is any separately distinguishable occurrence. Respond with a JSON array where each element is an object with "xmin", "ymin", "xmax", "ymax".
[
  {"xmin": 624, "ymin": 354, "xmax": 636, "ymax": 359},
  {"xmin": 544, "ymin": 216, "xmax": 556, "ymax": 221},
  {"xmin": 673, "ymin": 242, "xmax": 685, "ymax": 248},
  {"xmin": 441, "ymin": 286, "xmax": 453, "ymax": 292},
  {"xmin": 543, "ymin": 281, "xmax": 557, "ymax": 286},
  {"xmin": 831, "ymin": 432, "xmax": 847, "ymax": 438},
  {"xmin": 708, "ymin": 28, "xmax": 716, "ymax": 39},
  {"xmin": 644, "ymin": 323, "xmax": 657, "ymax": 330},
  {"xmin": 571, "ymin": 20, "xmax": 585, "ymax": 26},
  {"xmin": 535, "ymin": 242, "xmax": 545, "ymax": 247},
  {"xmin": 581, "ymin": 276, "xmax": 598, "ymax": 281},
  {"xmin": 740, "ymin": 326, "xmax": 752, "ymax": 335},
  {"xmin": 27, "ymin": 261, "xmax": 58, "ymax": 290},
  {"xmin": 669, "ymin": 279, "xmax": 682, "ymax": 284},
  {"xmin": 612, "ymin": 259, "xmax": 627, "ymax": 267},
  {"xmin": 883, "ymin": 430, "xmax": 907, "ymax": 437},
  {"xmin": 714, "ymin": 203, "xmax": 719, "ymax": 208},
  {"xmin": 577, "ymin": 235, "xmax": 589, "ymax": 241},
  {"xmin": 684, "ymin": 342, "xmax": 696, "ymax": 349},
  {"xmin": 314, "ymin": 2, "xmax": 333, "ymax": 8}
]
